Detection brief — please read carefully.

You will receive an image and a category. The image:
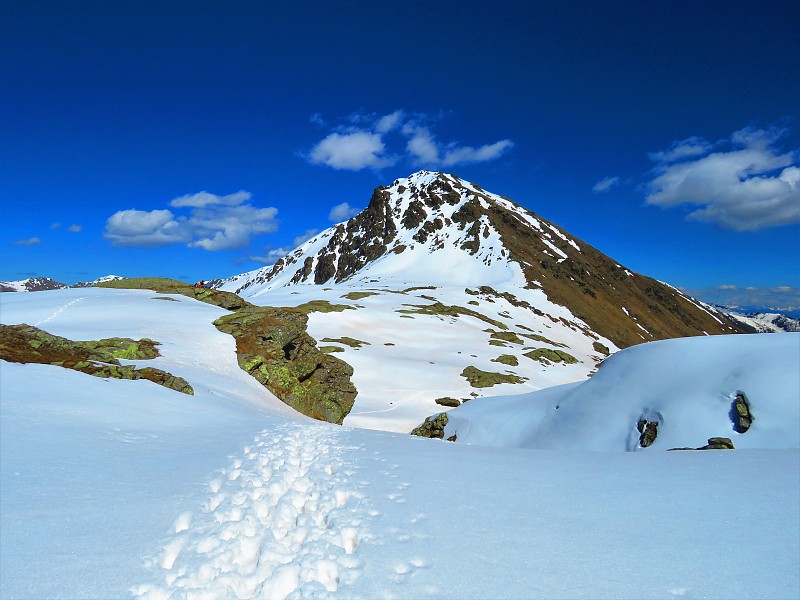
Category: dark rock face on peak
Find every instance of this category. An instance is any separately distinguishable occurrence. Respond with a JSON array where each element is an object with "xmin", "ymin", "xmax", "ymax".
[{"xmin": 230, "ymin": 171, "xmax": 749, "ymax": 348}]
